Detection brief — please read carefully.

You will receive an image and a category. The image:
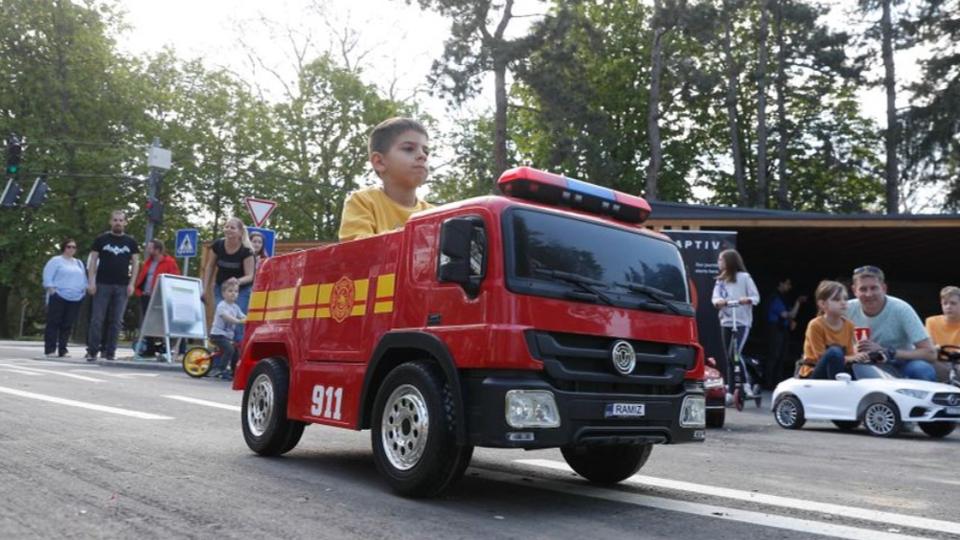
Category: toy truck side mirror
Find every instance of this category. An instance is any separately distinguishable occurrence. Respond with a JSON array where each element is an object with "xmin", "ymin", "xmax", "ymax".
[{"xmin": 438, "ymin": 216, "xmax": 486, "ymax": 298}]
